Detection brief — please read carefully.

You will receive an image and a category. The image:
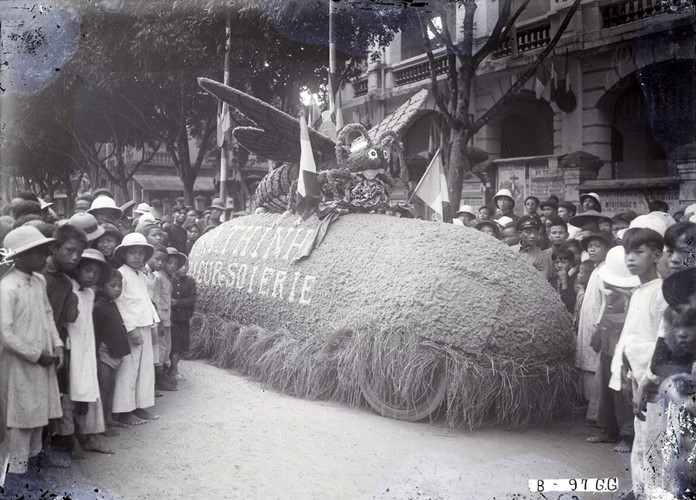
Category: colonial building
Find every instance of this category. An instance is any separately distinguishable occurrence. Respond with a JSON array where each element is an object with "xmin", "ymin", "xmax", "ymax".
[{"xmin": 338, "ymin": 0, "xmax": 695, "ymax": 216}]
